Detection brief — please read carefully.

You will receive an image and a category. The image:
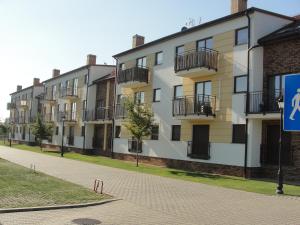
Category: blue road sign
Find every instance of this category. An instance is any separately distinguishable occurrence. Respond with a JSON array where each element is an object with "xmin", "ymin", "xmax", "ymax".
[{"xmin": 284, "ymin": 74, "xmax": 300, "ymax": 131}]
